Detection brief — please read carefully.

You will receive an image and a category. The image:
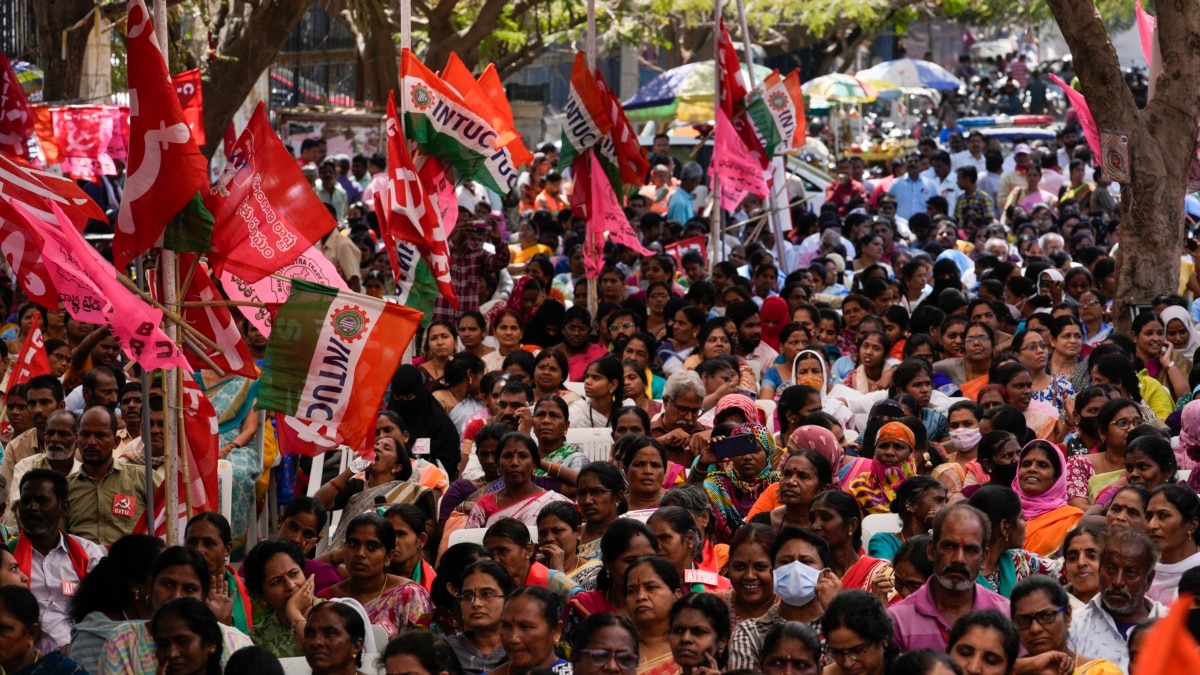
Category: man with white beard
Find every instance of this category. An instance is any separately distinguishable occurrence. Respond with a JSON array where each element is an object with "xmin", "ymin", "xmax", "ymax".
[
  {"xmin": 6, "ymin": 410, "xmax": 81, "ymax": 521},
  {"xmin": 887, "ymin": 503, "xmax": 1010, "ymax": 653}
]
